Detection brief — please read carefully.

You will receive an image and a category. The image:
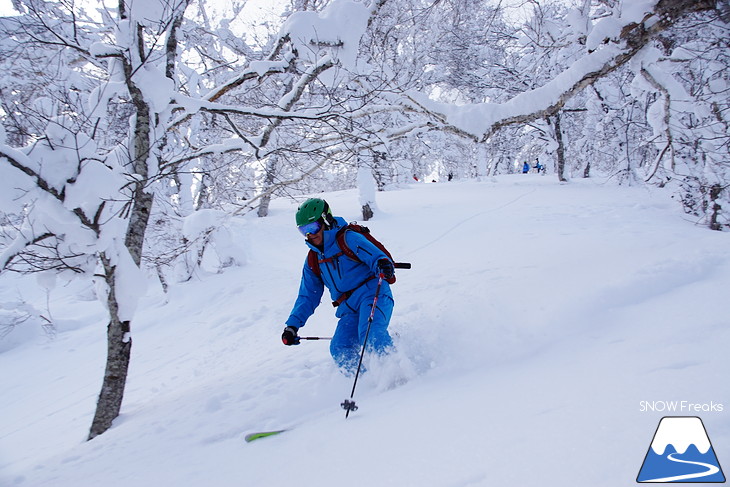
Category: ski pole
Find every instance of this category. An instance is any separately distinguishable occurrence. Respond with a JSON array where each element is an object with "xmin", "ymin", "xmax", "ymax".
[
  {"xmin": 299, "ymin": 336, "xmax": 332, "ymax": 340},
  {"xmin": 341, "ymin": 273, "xmax": 384, "ymax": 418}
]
